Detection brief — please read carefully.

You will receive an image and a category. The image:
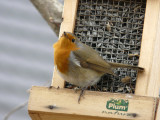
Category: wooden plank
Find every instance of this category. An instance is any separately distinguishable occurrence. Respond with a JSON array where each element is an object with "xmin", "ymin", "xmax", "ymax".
[
  {"xmin": 155, "ymin": 99, "xmax": 160, "ymax": 120},
  {"xmin": 38, "ymin": 113, "xmax": 121, "ymax": 120},
  {"xmin": 52, "ymin": 0, "xmax": 79, "ymax": 88},
  {"xmin": 28, "ymin": 86, "xmax": 157, "ymax": 120},
  {"xmin": 135, "ymin": 0, "xmax": 160, "ymax": 97},
  {"xmin": 29, "ymin": 113, "xmax": 41, "ymax": 120}
]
